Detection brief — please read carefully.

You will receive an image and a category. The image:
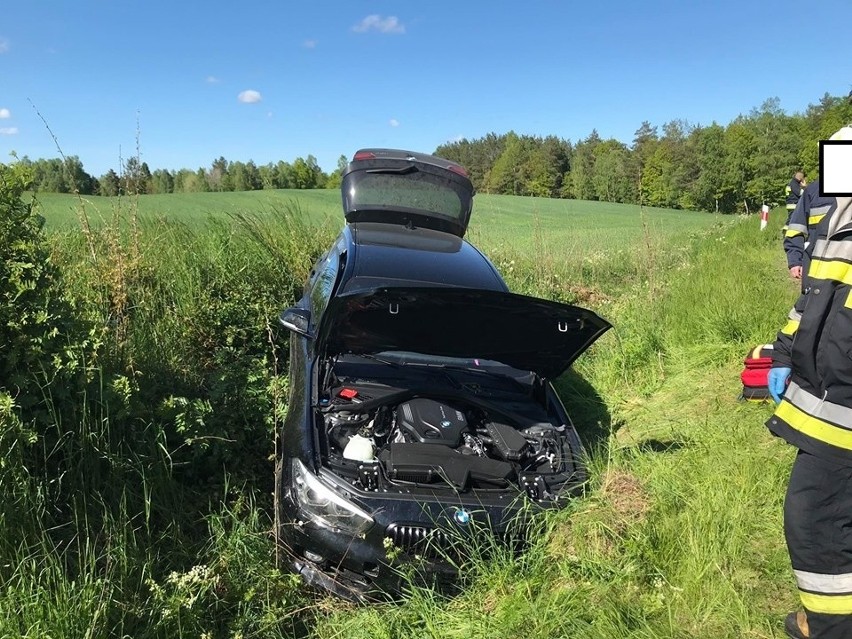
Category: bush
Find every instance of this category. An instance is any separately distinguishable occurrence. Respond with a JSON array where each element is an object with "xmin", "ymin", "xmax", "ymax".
[{"xmin": 0, "ymin": 161, "xmax": 97, "ymax": 498}]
